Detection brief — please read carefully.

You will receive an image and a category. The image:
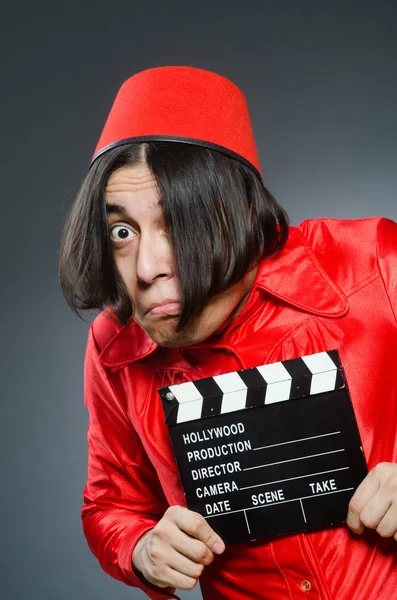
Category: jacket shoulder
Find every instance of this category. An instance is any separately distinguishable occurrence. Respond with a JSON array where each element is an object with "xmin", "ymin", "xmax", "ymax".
[
  {"xmin": 298, "ymin": 216, "xmax": 382, "ymax": 248},
  {"xmin": 297, "ymin": 217, "xmax": 391, "ymax": 292}
]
